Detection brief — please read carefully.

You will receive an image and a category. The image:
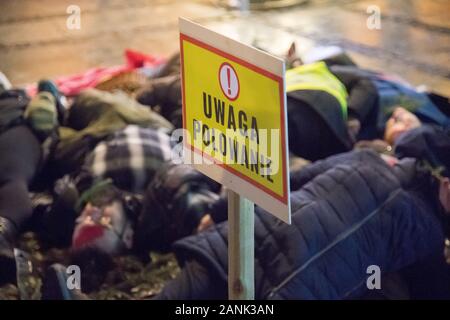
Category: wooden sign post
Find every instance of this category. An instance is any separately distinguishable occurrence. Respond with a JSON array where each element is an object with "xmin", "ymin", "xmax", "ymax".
[{"xmin": 179, "ymin": 17, "xmax": 291, "ymax": 300}]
